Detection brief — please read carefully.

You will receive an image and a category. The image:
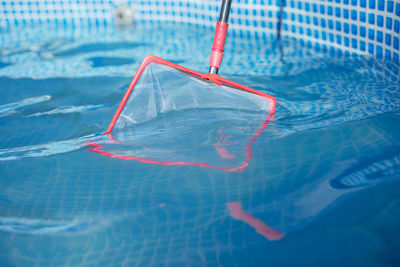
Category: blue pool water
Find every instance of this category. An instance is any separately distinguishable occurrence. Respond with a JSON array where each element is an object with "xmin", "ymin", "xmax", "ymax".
[{"xmin": 1, "ymin": 23, "xmax": 400, "ymax": 266}]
